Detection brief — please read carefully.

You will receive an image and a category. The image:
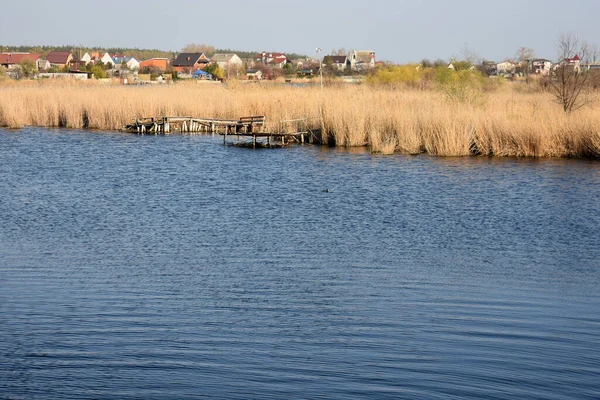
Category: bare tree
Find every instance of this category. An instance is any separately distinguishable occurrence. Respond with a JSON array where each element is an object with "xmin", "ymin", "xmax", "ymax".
[
  {"xmin": 515, "ymin": 47, "xmax": 535, "ymax": 63},
  {"xmin": 460, "ymin": 43, "xmax": 479, "ymax": 65},
  {"xmin": 548, "ymin": 33, "xmax": 596, "ymax": 113},
  {"xmin": 181, "ymin": 43, "xmax": 215, "ymax": 56}
]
